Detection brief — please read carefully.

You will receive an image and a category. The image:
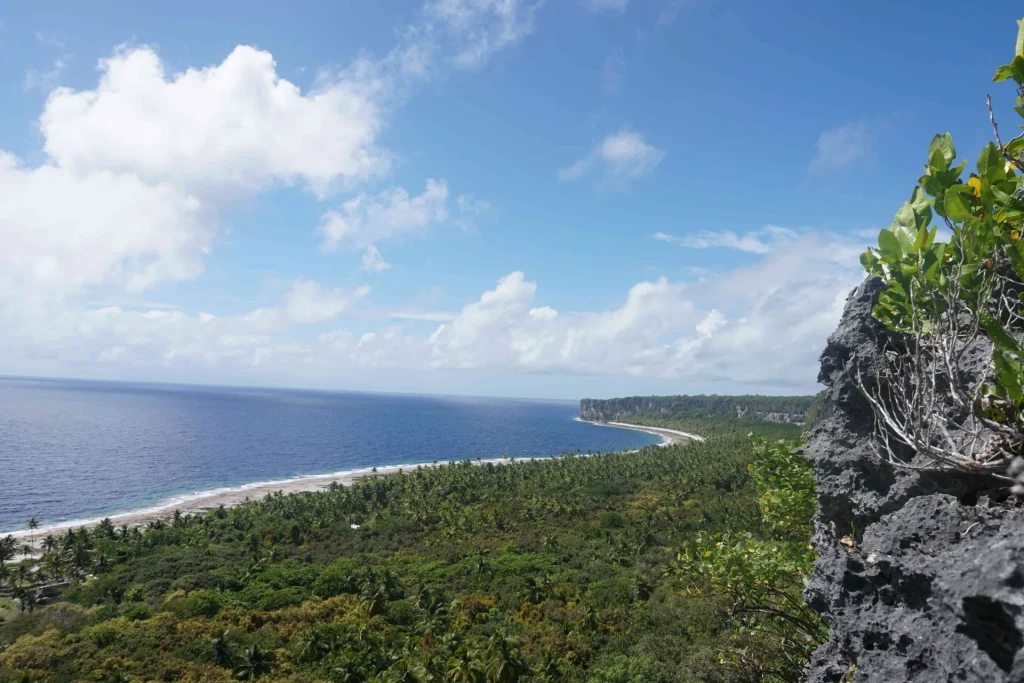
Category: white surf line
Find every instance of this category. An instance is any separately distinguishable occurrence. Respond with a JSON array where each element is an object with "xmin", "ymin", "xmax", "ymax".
[
  {"xmin": 577, "ymin": 417, "xmax": 705, "ymax": 446},
  {"xmin": 2, "ymin": 449, "xmax": 618, "ymax": 543},
  {"xmin": 4, "ymin": 421, "xmax": 700, "ymax": 543},
  {"xmin": 606, "ymin": 421, "xmax": 705, "ymax": 443}
]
